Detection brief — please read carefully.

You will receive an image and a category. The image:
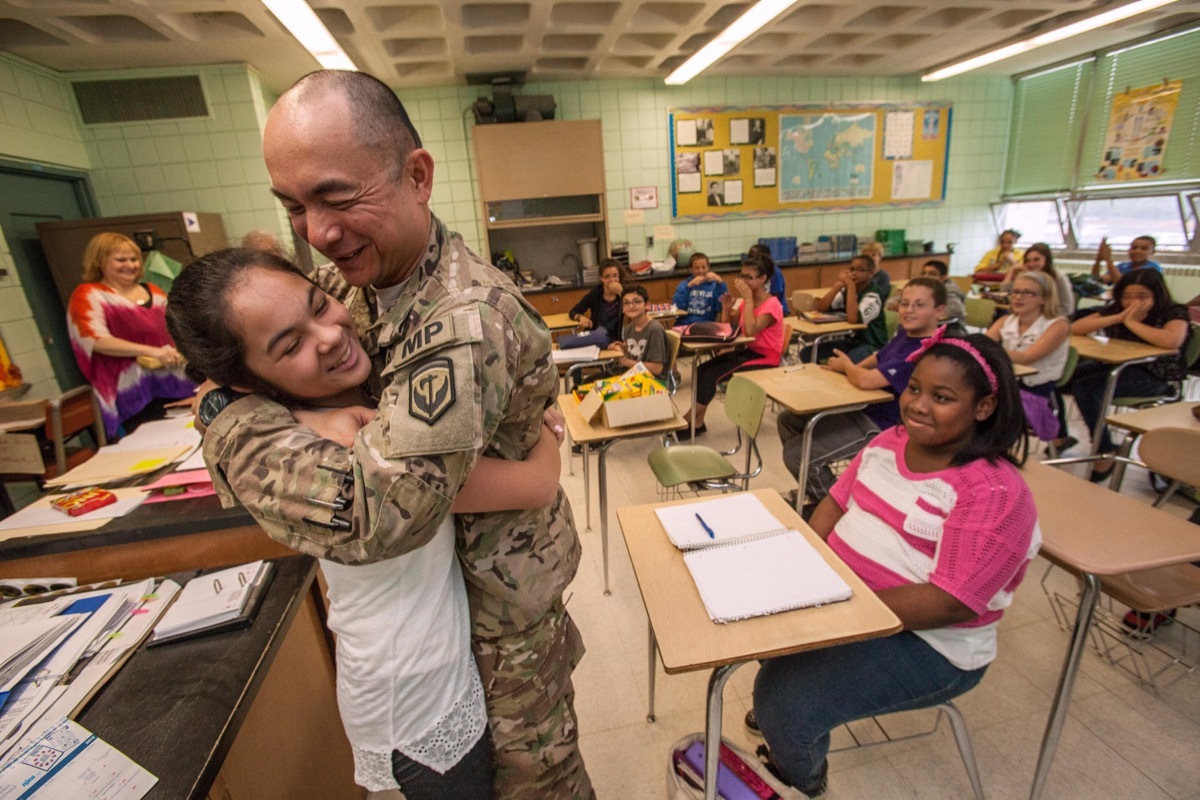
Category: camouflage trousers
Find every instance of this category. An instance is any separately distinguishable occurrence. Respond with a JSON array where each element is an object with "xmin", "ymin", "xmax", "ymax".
[{"xmin": 472, "ymin": 599, "xmax": 594, "ymax": 800}]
